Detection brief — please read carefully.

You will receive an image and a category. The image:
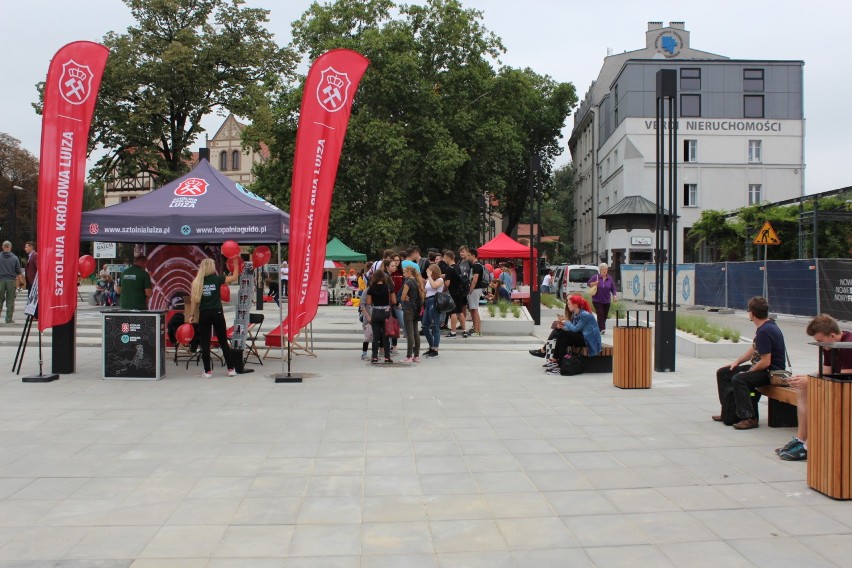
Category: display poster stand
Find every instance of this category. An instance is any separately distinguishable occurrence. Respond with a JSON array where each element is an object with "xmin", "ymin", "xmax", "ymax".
[{"xmin": 12, "ymin": 280, "xmax": 59, "ymax": 383}]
